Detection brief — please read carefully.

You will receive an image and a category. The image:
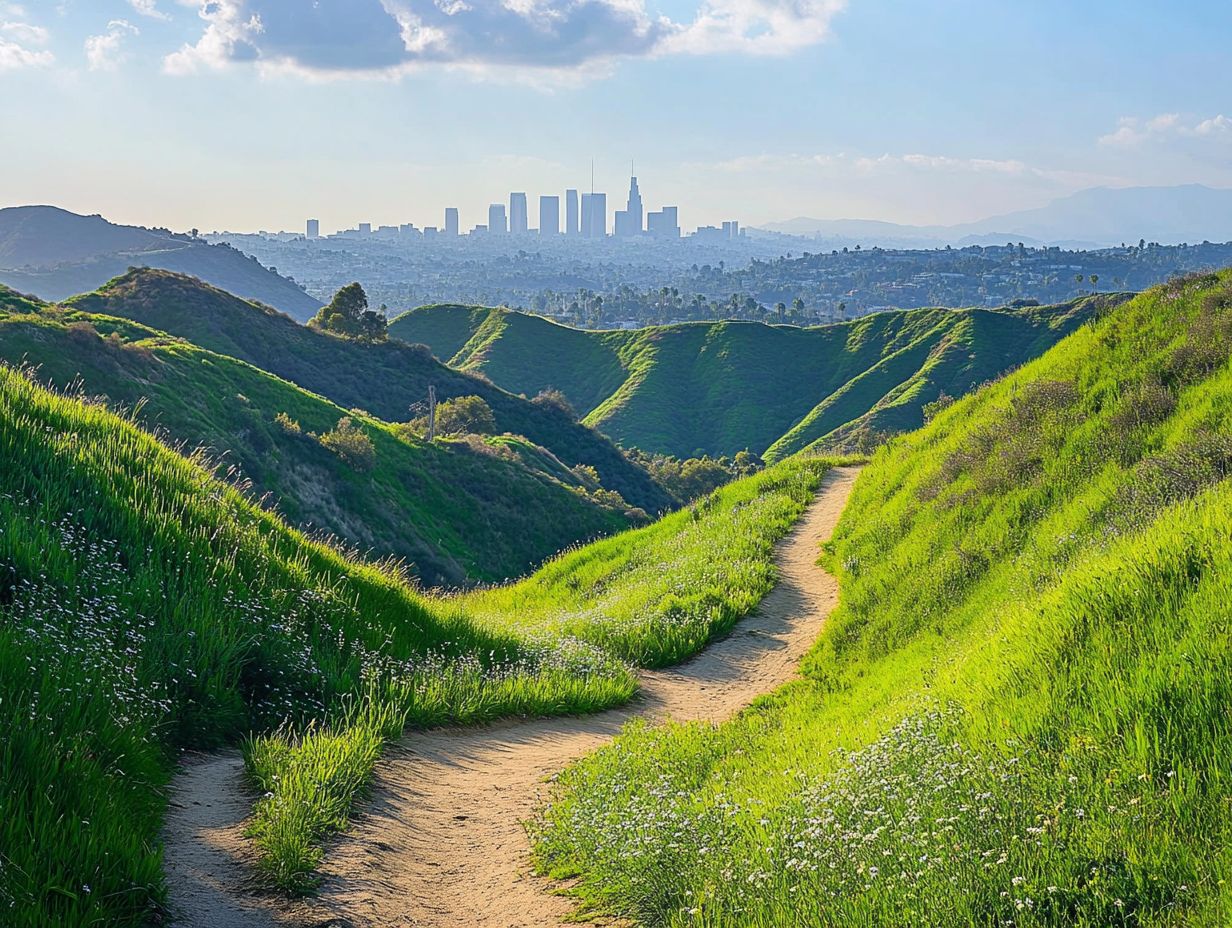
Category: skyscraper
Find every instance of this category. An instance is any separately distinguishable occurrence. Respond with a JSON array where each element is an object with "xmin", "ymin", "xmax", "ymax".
[
  {"xmin": 509, "ymin": 192, "xmax": 528, "ymax": 234},
  {"xmin": 647, "ymin": 206, "xmax": 680, "ymax": 238},
  {"xmin": 539, "ymin": 195, "xmax": 560, "ymax": 235},
  {"xmin": 565, "ymin": 189, "xmax": 580, "ymax": 235},
  {"xmin": 488, "ymin": 203, "xmax": 508, "ymax": 234},
  {"xmin": 306, "ymin": 218, "xmax": 319, "ymax": 239},
  {"xmin": 581, "ymin": 192, "xmax": 607, "ymax": 238},
  {"xmin": 614, "ymin": 175, "xmax": 644, "ymax": 237},
  {"xmin": 444, "ymin": 207, "xmax": 459, "ymax": 236}
]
